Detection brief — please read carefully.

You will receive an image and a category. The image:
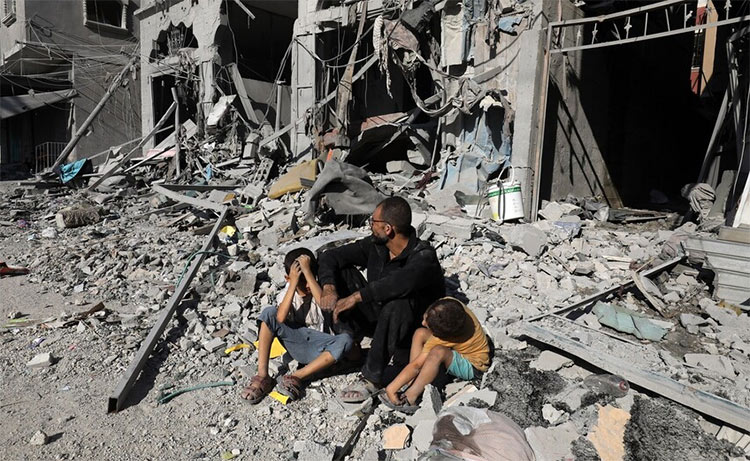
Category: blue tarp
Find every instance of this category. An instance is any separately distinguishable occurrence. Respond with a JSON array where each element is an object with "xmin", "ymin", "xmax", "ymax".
[{"xmin": 59, "ymin": 159, "xmax": 89, "ymax": 184}]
